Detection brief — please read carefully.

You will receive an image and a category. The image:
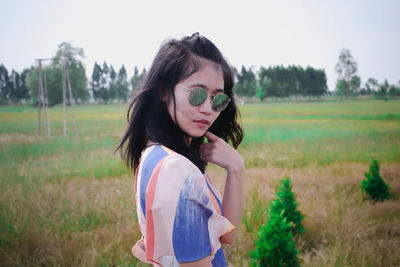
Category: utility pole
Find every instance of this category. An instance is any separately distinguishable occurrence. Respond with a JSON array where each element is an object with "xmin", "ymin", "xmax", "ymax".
[
  {"xmin": 62, "ymin": 59, "xmax": 68, "ymax": 136},
  {"xmin": 43, "ymin": 64, "xmax": 50, "ymax": 136},
  {"xmin": 35, "ymin": 58, "xmax": 79, "ymax": 139},
  {"xmin": 65, "ymin": 61, "xmax": 78, "ymax": 139},
  {"xmin": 37, "ymin": 62, "xmax": 42, "ymax": 136}
]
